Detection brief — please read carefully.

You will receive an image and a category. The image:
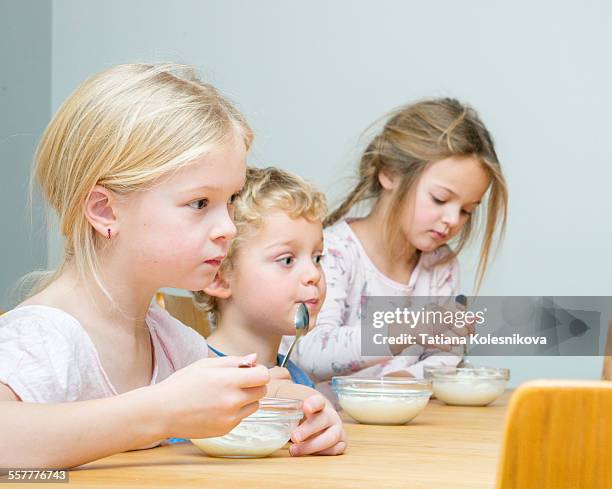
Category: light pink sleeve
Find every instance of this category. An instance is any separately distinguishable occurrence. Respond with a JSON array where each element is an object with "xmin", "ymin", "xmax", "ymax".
[
  {"xmin": 394, "ymin": 254, "xmax": 463, "ymax": 377},
  {"xmin": 0, "ymin": 313, "xmax": 86, "ymax": 403}
]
